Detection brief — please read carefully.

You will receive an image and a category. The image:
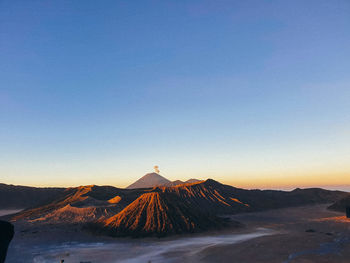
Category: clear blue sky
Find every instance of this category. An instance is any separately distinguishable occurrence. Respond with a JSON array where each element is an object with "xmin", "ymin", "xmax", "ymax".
[{"xmin": 1, "ymin": 0, "xmax": 349, "ymax": 189}]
